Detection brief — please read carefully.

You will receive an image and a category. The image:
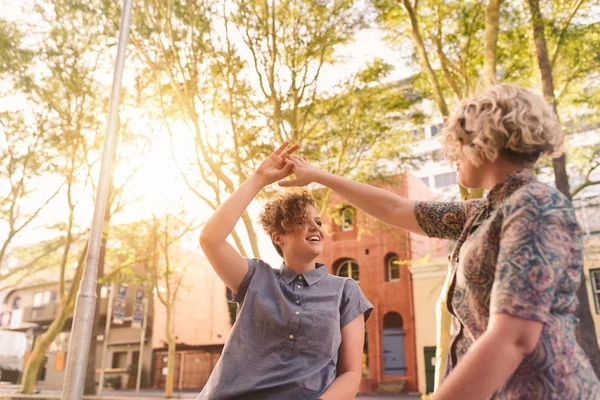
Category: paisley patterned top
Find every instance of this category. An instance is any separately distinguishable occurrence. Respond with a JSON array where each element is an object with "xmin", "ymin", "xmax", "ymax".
[{"xmin": 415, "ymin": 169, "xmax": 600, "ymax": 399}]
